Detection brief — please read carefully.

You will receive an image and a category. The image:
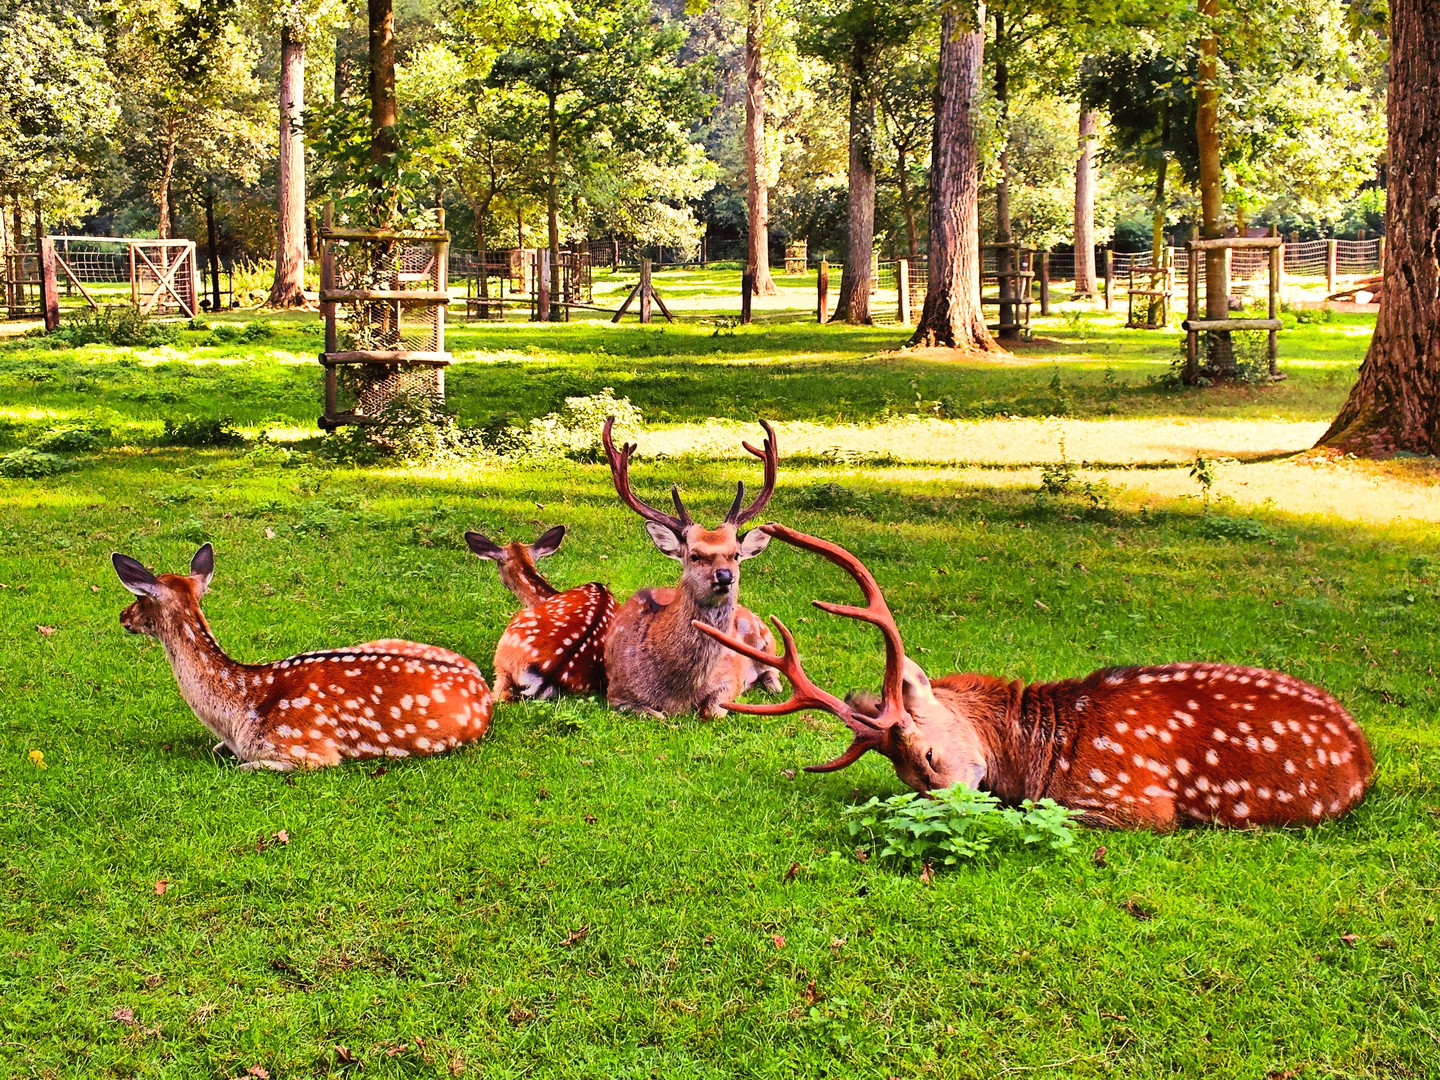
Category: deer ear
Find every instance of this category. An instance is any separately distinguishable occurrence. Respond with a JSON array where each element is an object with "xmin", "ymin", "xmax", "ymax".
[
  {"xmin": 644, "ymin": 521, "xmax": 685, "ymax": 560},
  {"xmin": 190, "ymin": 543, "xmax": 214, "ymax": 594},
  {"xmin": 465, "ymin": 531, "xmax": 506, "ymax": 561},
  {"xmin": 530, "ymin": 525, "xmax": 566, "ymax": 560},
  {"xmin": 112, "ymin": 552, "xmax": 163, "ymax": 598},
  {"xmin": 737, "ymin": 528, "xmax": 772, "ymax": 561}
]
